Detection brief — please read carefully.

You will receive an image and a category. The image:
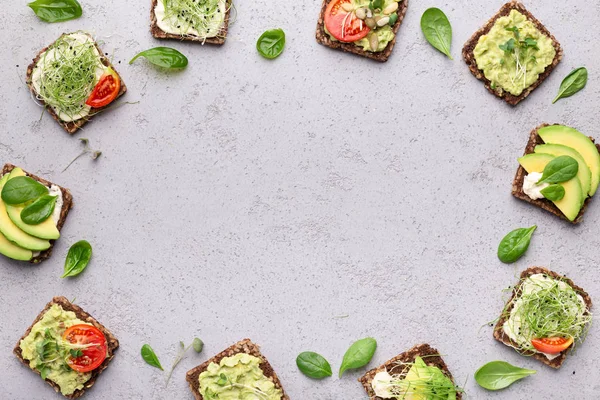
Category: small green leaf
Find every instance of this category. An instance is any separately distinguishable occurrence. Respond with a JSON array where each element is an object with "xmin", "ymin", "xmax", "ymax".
[
  {"xmin": 141, "ymin": 344, "xmax": 163, "ymax": 370},
  {"xmin": 192, "ymin": 338, "xmax": 204, "ymax": 353},
  {"xmin": 296, "ymin": 351, "xmax": 332, "ymax": 379},
  {"xmin": 553, "ymin": 67, "xmax": 588, "ymax": 104},
  {"xmin": 70, "ymin": 349, "xmax": 83, "ymax": 358},
  {"xmin": 541, "ymin": 184, "xmax": 565, "ymax": 201},
  {"xmin": 497, "ymin": 226, "xmax": 537, "ymax": 264},
  {"xmin": 28, "ymin": 0, "xmax": 82, "ymax": 23},
  {"xmin": 522, "ymin": 37, "xmax": 538, "ymax": 49},
  {"xmin": 1, "ymin": 176, "xmax": 48, "ymax": 205},
  {"xmin": 216, "ymin": 373, "xmax": 228, "ymax": 386},
  {"xmin": 420, "ymin": 8, "xmax": 453, "ymax": 60},
  {"xmin": 539, "ymin": 155, "xmax": 579, "ymax": 184},
  {"xmin": 256, "ymin": 29, "xmax": 286, "ymax": 60},
  {"xmin": 130, "ymin": 47, "xmax": 188, "ymax": 69},
  {"xmin": 505, "ymin": 26, "xmax": 520, "ymax": 40},
  {"xmin": 475, "ymin": 361, "xmax": 536, "ymax": 391},
  {"xmin": 339, "ymin": 337, "xmax": 377, "ymax": 377},
  {"xmin": 62, "ymin": 240, "xmax": 92, "ymax": 278},
  {"xmin": 20, "ymin": 195, "xmax": 57, "ymax": 225},
  {"xmin": 39, "ymin": 366, "xmax": 50, "ymax": 380},
  {"xmin": 499, "ymin": 38, "xmax": 516, "ymax": 52}
]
